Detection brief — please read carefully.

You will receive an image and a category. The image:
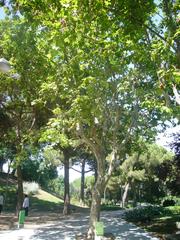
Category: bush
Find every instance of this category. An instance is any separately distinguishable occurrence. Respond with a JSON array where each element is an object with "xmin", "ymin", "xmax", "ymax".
[
  {"xmin": 163, "ymin": 199, "xmax": 175, "ymax": 207},
  {"xmin": 125, "ymin": 206, "xmax": 164, "ymax": 222},
  {"xmin": 101, "ymin": 204, "xmax": 122, "ymax": 211},
  {"xmin": 23, "ymin": 181, "xmax": 40, "ymax": 195},
  {"xmin": 161, "ymin": 196, "xmax": 180, "ymax": 207}
]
